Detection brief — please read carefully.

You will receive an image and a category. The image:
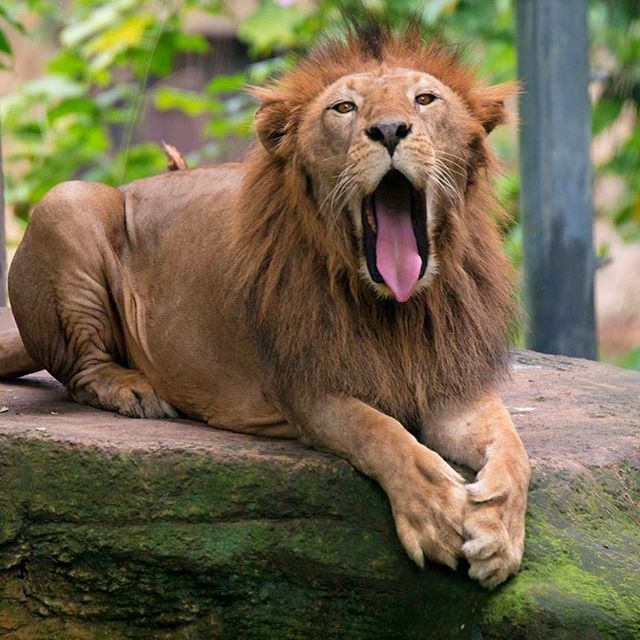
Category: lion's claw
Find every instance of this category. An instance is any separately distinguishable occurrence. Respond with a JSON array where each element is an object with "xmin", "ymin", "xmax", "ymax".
[
  {"xmin": 388, "ymin": 446, "xmax": 466, "ymax": 571},
  {"xmin": 462, "ymin": 474, "xmax": 526, "ymax": 589}
]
